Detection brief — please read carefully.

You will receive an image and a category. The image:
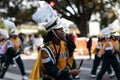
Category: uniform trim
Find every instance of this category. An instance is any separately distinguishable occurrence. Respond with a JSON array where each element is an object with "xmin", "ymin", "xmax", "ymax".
[
  {"xmin": 41, "ymin": 57, "xmax": 51, "ymax": 63},
  {"xmin": 96, "ymin": 42, "xmax": 102, "ymax": 49},
  {"xmin": 105, "ymin": 42, "xmax": 113, "ymax": 50},
  {"xmin": 42, "ymin": 47, "xmax": 56, "ymax": 64}
]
